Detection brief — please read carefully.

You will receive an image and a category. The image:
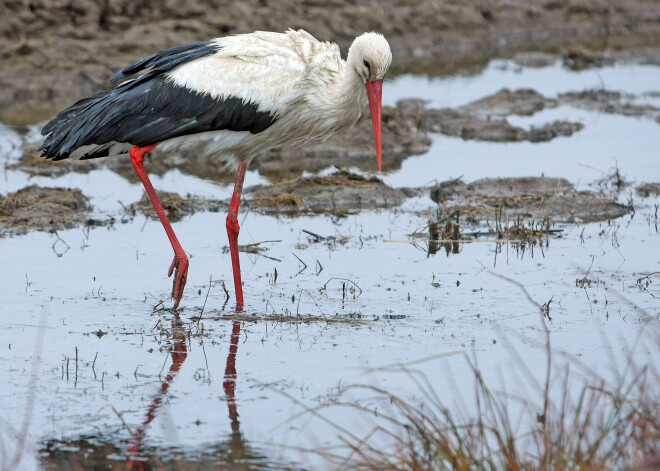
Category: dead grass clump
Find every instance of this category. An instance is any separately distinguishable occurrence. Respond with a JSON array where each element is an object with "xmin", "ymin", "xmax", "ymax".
[
  {"xmin": 595, "ymin": 166, "xmax": 629, "ymax": 195},
  {"xmin": 251, "ymin": 193, "xmax": 303, "ymax": 210},
  {"xmin": 420, "ymin": 208, "xmax": 561, "ymax": 257},
  {"xmin": 0, "ymin": 185, "xmax": 90, "ymax": 231},
  {"xmin": 428, "ymin": 217, "xmax": 472, "ymax": 256},
  {"xmin": 496, "ymin": 218, "xmax": 552, "ymax": 245},
  {"xmin": 636, "ymin": 183, "xmax": 660, "ymax": 198},
  {"xmin": 485, "ymin": 207, "xmax": 556, "ymax": 250},
  {"xmin": 273, "ymin": 169, "xmax": 381, "ymax": 190},
  {"xmin": 129, "ymin": 191, "xmax": 223, "ymax": 223},
  {"xmin": 313, "ymin": 334, "xmax": 660, "ymax": 471}
]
